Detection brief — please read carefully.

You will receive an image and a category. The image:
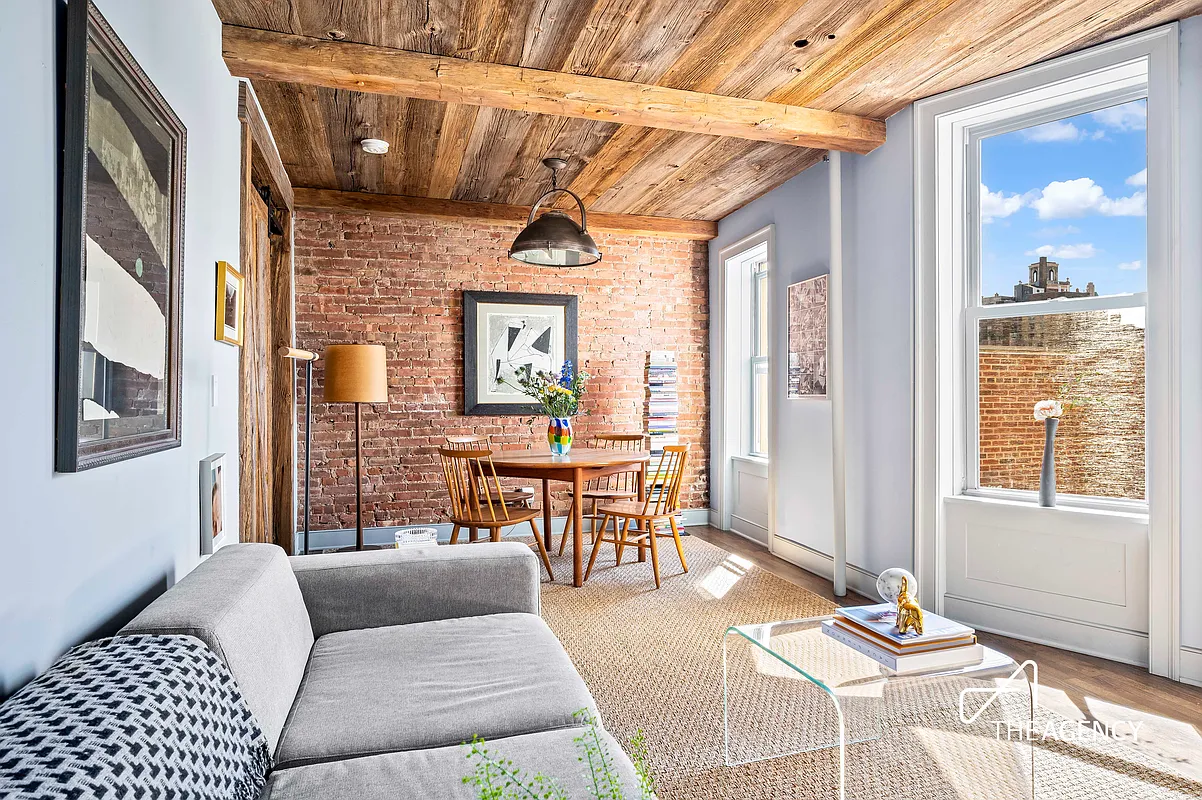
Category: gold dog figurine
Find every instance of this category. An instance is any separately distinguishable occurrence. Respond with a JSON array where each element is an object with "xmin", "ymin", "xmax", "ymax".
[{"xmin": 896, "ymin": 576, "xmax": 924, "ymax": 636}]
